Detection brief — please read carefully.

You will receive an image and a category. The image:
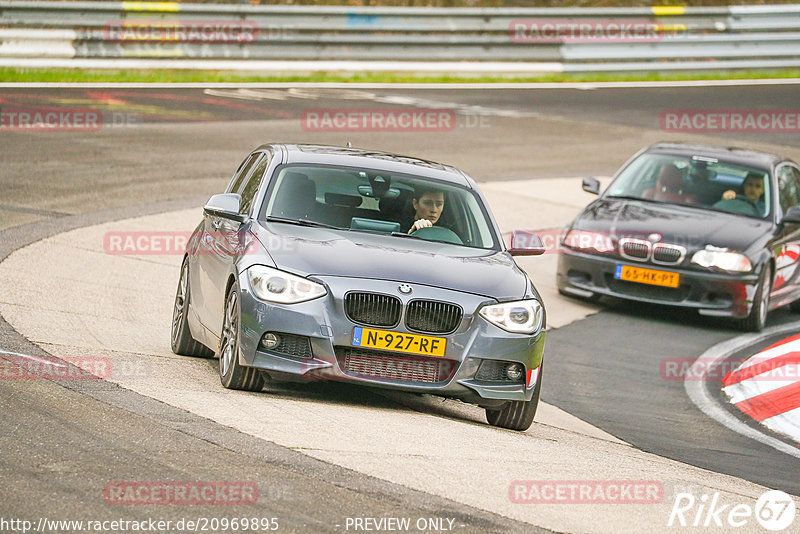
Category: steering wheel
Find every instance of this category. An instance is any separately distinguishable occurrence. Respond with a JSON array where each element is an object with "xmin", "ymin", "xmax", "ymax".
[
  {"xmin": 714, "ymin": 197, "xmax": 760, "ymax": 217},
  {"xmin": 410, "ymin": 225, "xmax": 463, "ymax": 245}
]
